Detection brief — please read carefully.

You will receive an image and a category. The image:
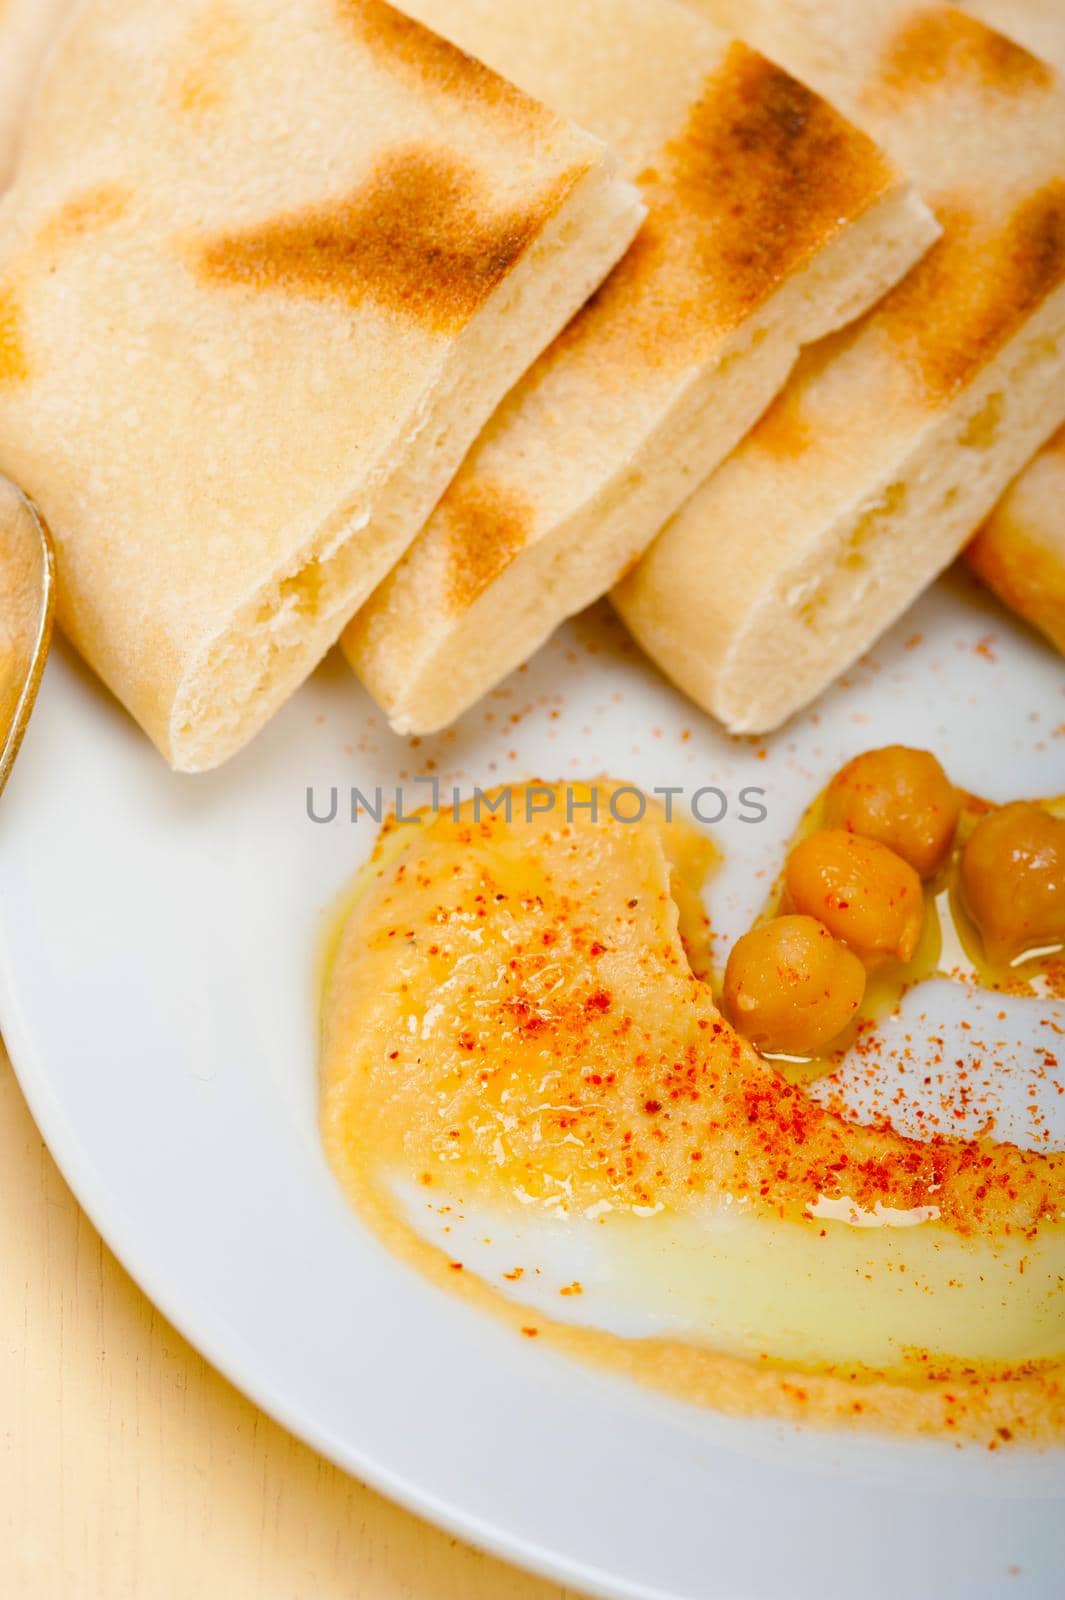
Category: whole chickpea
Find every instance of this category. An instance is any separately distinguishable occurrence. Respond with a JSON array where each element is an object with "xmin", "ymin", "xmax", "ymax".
[
  {"xmin": 824, "ymin": 745, "xmax": 960, "ymax": 879},
  {"xmin": 723, "ymin": 914, "xmax": 866, "ymax": 1056},
  {"xmin": 960, "ymin": 802, "xmax": 1065, "ymax": 966},
  {"xmin": 785, "ymin": 830, "xmax": 924, "ymax": 964}
]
